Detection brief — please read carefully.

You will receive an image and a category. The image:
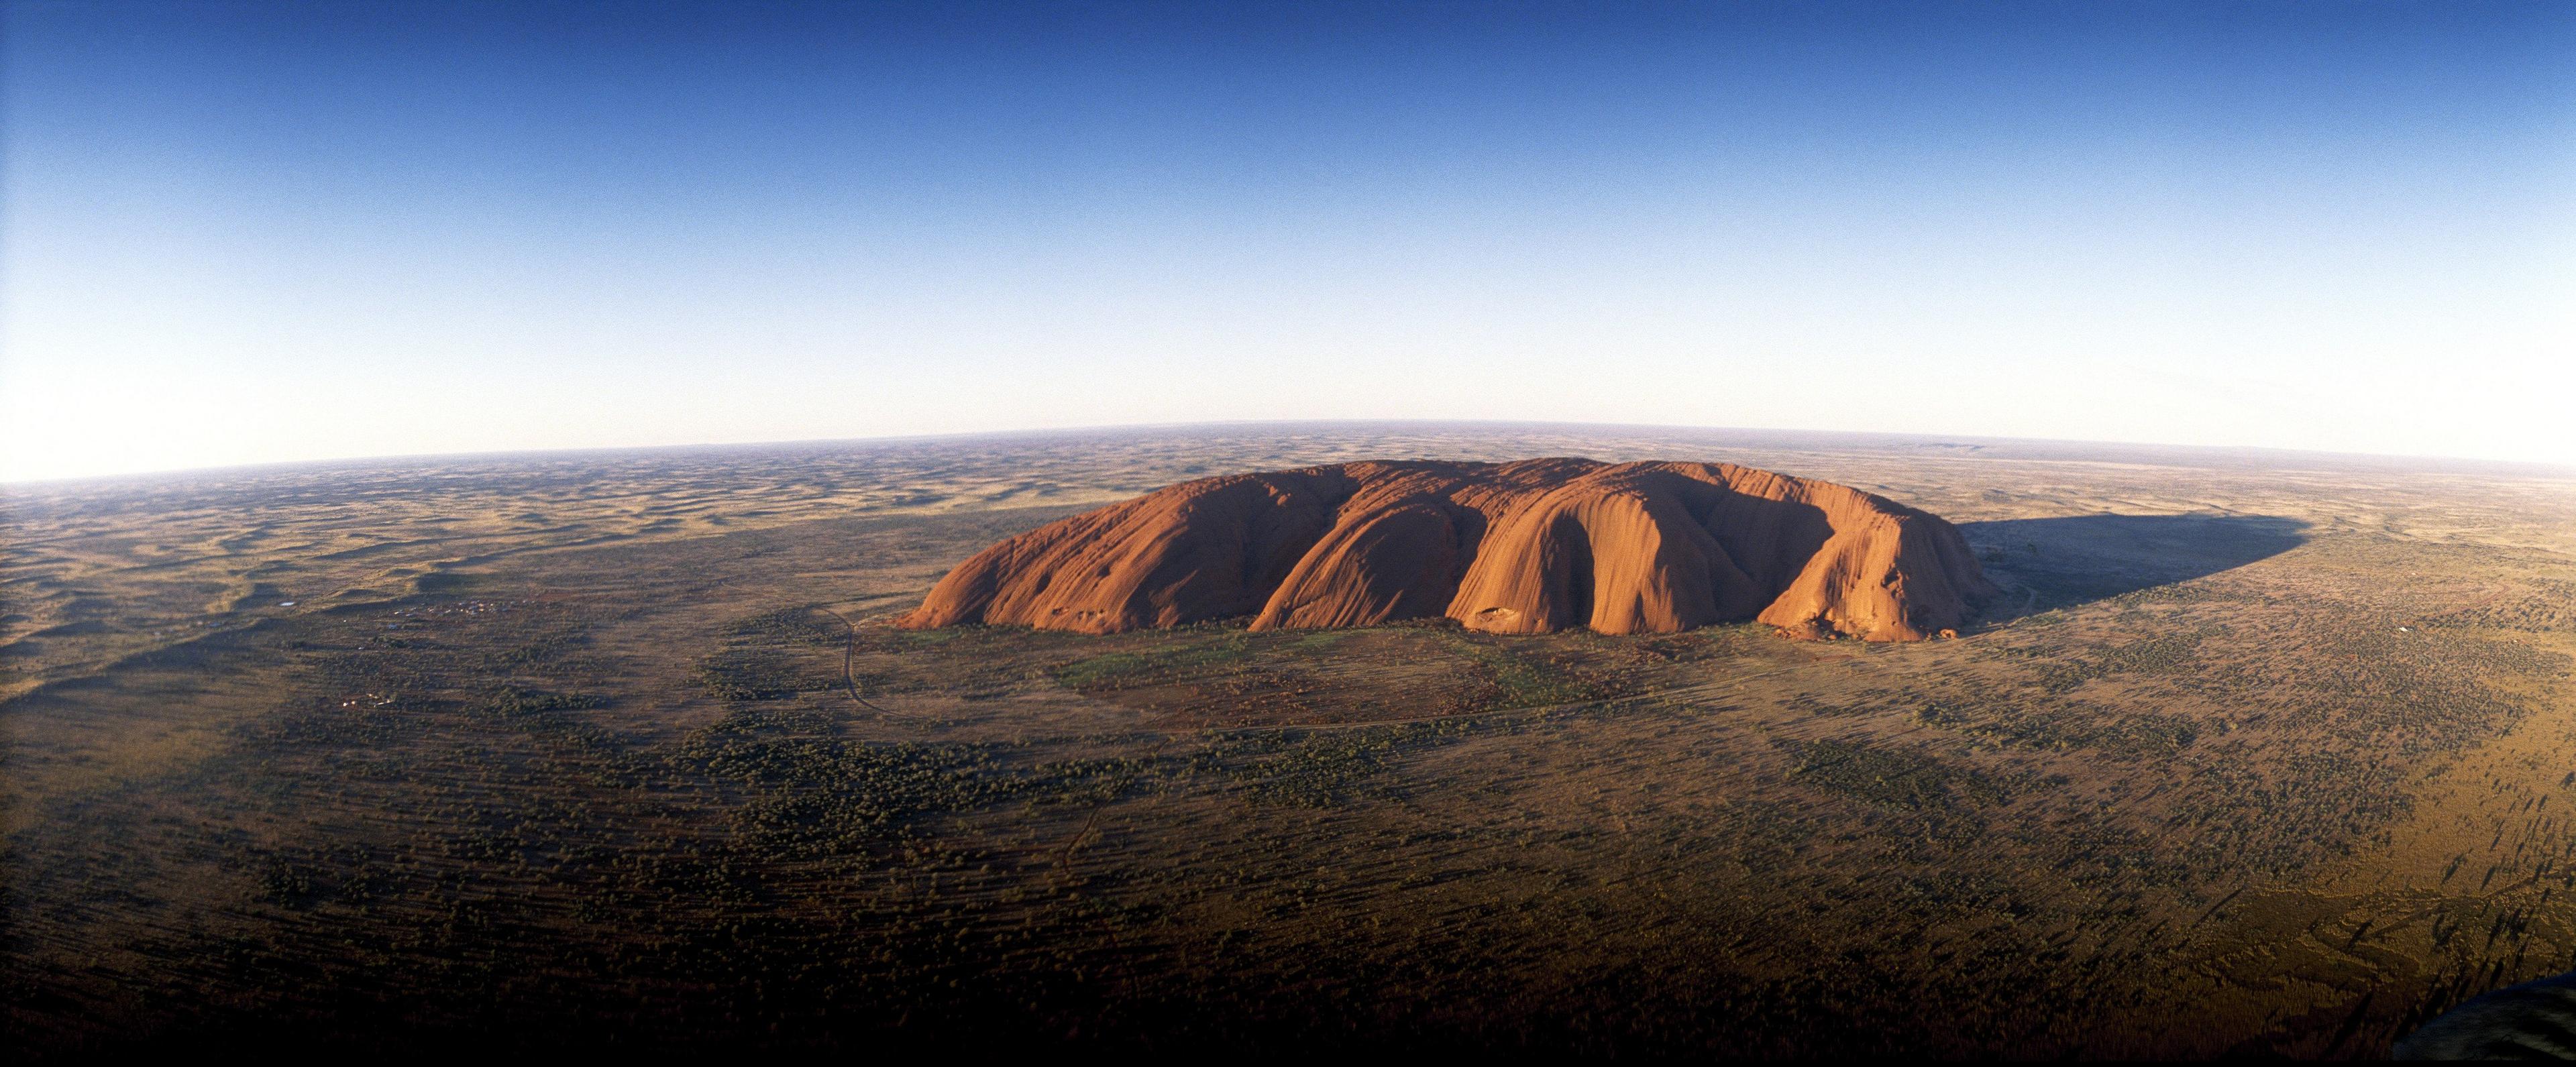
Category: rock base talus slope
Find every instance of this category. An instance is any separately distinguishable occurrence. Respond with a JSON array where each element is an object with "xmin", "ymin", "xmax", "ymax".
[{"xmin": 897, "ymin": 459, "xmax": 1997, "ymax": 640}]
